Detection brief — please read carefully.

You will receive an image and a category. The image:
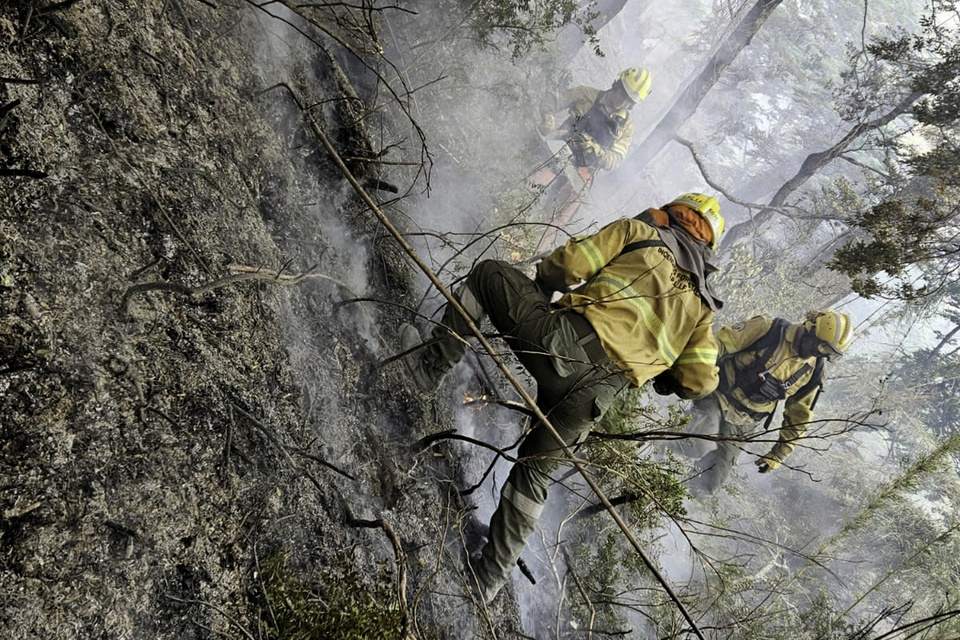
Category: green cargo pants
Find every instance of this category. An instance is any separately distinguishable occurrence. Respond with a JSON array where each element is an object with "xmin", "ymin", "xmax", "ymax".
[
  {"xmin": 669, "ymin": 394, "xmax": 748, "ymax": 494},
  {"xmin": 421, "ymin": 260, "xmax": 629, "ymax": 599}
]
